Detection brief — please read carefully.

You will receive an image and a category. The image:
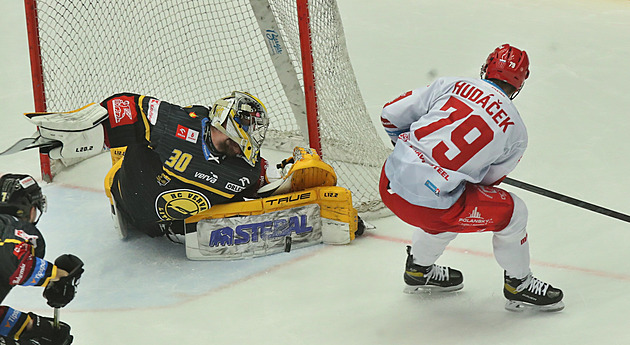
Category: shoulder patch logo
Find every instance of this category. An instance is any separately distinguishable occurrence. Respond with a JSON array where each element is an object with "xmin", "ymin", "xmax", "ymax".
[
  {"xmin": 109, "ymin": 96, "xmax": 137, "ymax": 127},
  {"xmin": 15, "ymin": 229, "xmax": 38, "ymax": 243}
]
